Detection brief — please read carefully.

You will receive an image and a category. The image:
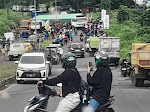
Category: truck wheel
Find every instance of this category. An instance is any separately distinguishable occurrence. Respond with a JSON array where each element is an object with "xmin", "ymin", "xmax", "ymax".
[
  {"xmin": 134, "ymin": 78, "xmax": 140, "ymax": 87},
  {"xmin": 139, "ymin": 79, "xmax": 144, "ymax": 87},
  {"xmin": 114, "ymin": 61, "xmax": 119, "ymax": 66}
]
